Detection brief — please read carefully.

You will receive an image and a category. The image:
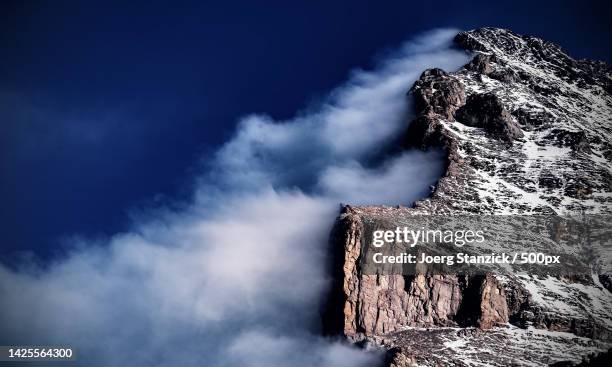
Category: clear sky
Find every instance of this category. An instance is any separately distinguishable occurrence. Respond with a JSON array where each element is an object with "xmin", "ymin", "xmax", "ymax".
[{"xmin": 1, "ymin": 0, "xmax": 610, "ymax": 259}]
